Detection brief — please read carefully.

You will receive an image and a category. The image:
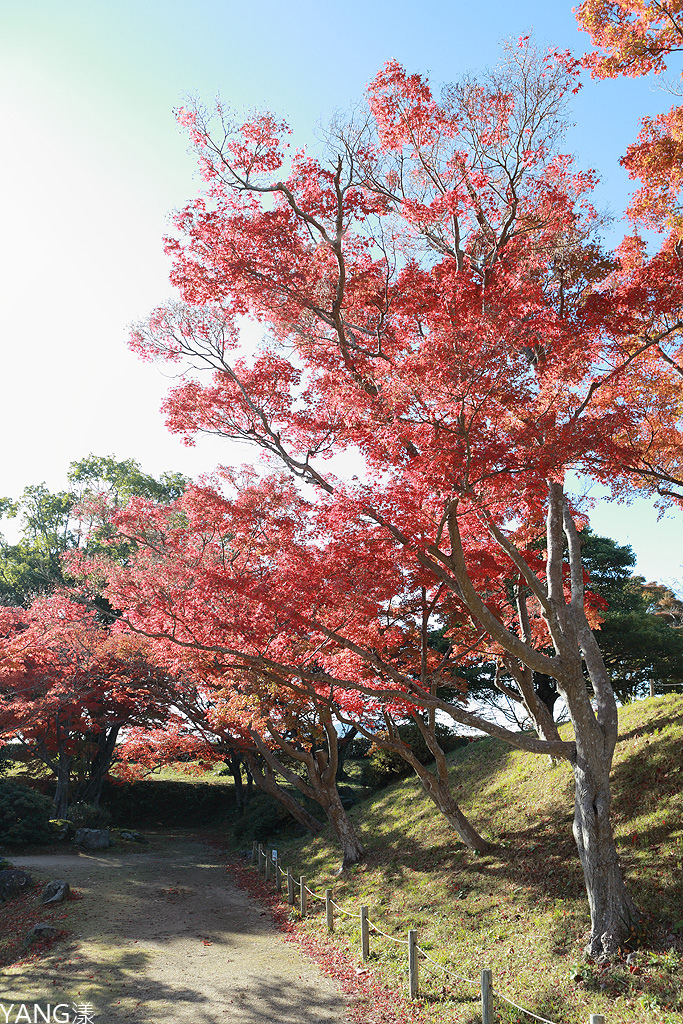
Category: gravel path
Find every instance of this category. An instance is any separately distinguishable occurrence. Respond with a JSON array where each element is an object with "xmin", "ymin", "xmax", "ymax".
[{"xmin": 3, "ymin": 832, "xmax": 347, "ymax": 1024}]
